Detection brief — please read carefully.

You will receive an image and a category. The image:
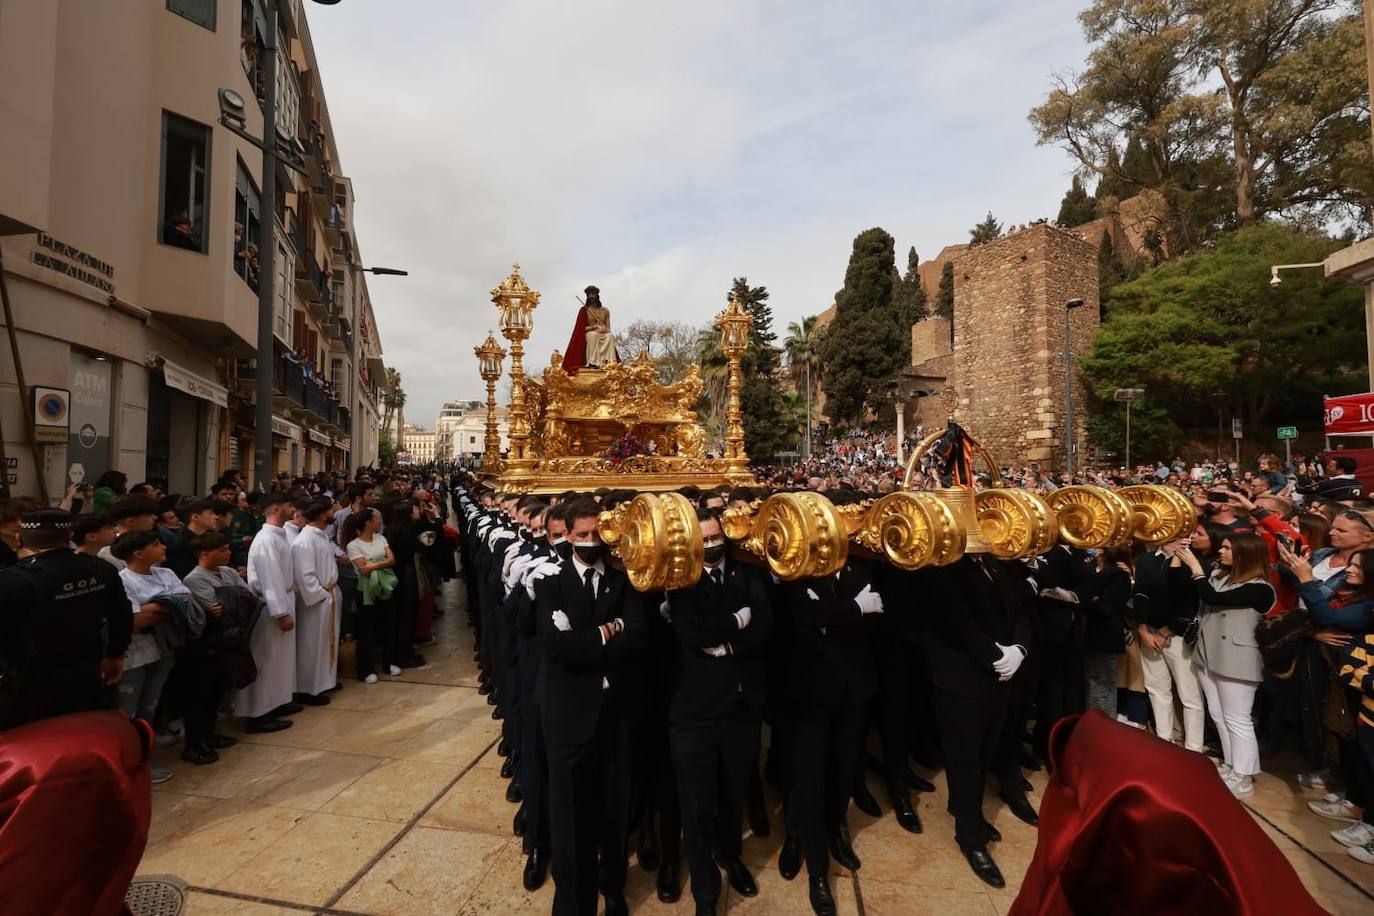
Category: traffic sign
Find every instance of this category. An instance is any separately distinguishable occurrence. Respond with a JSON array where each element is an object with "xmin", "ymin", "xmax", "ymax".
[
  {"xmin": 1277, "ymin": 426, "xmax": 1297, "ymax": 440},
  {"xmin": 1231, "ymin": 418, "xmax": 1243, "ymax": 439}
]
